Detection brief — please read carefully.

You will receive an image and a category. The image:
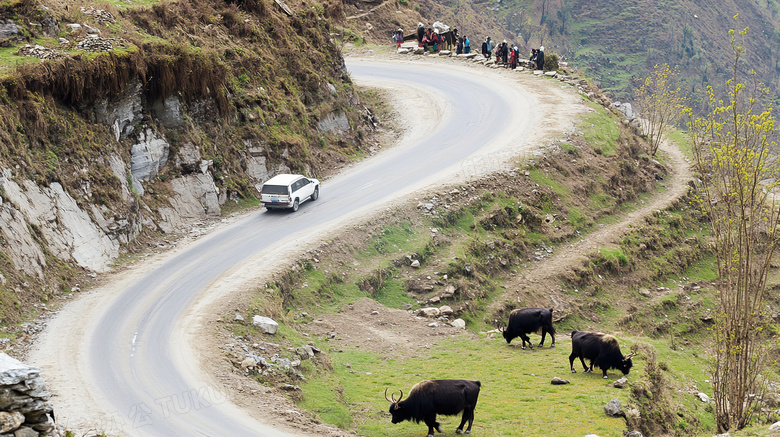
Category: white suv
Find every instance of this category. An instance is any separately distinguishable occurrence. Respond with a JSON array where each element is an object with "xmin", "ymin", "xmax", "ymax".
[{"xmin": 260, "ymin": 174, "xmax": 320, "ymax": 212}]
